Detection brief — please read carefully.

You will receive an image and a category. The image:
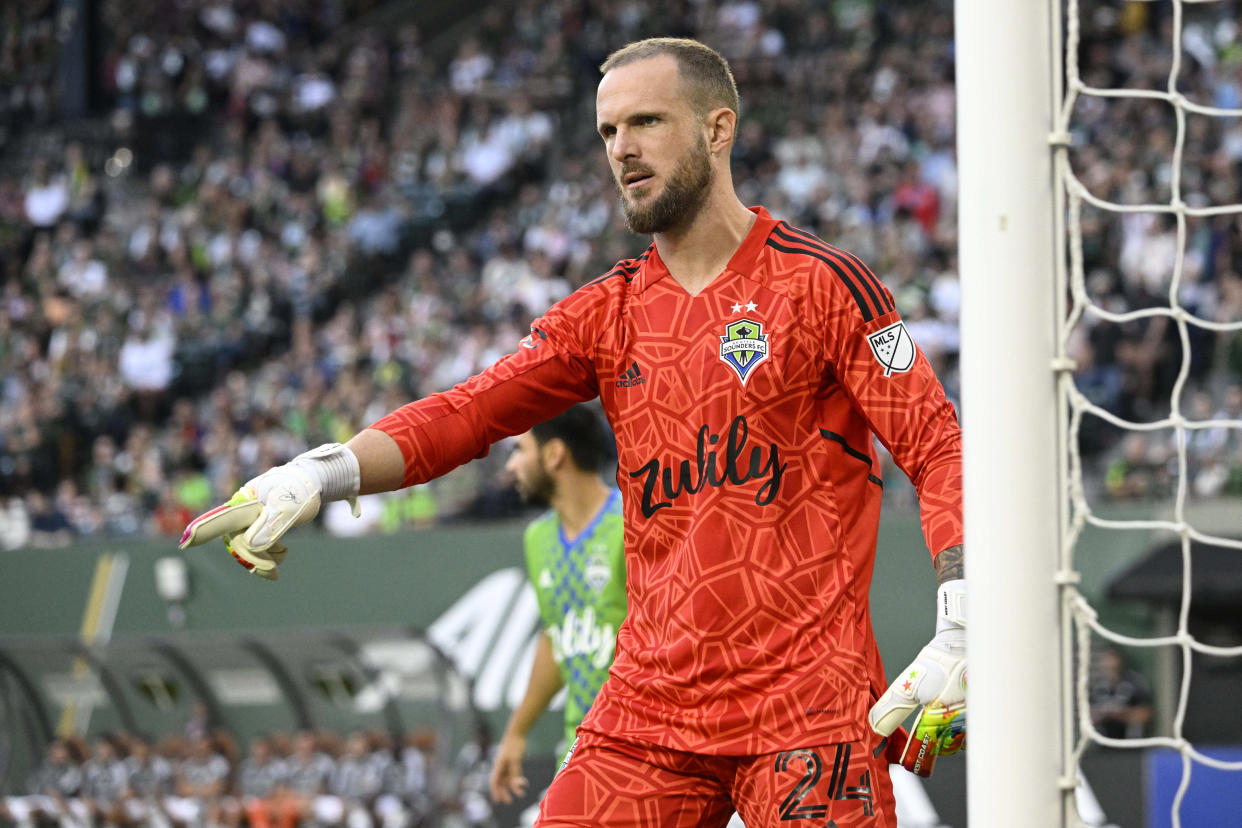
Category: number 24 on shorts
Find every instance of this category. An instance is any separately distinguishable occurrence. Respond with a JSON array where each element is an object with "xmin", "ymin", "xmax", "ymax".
[{"xmin": 775, "ymin": 745, "xmax": 875, "ymax": 820}]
